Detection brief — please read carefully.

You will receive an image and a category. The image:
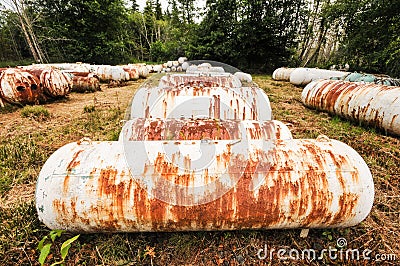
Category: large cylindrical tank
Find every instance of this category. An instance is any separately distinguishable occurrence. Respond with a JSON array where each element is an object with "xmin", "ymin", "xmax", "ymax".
[
  {"xmin": 130, "ymin": 64, "xmax": 150, "ymax": 78},
  {"xmin": 36, "ymin": 136, "xmax": 374, "ymax": 232},
  {"xmin": 158, "ymin": 73, "xmax": 242, "ymax": 89},
  {"xmin": 234, "ymin": 72, "xmax": 252, "ymax": 83},
  {"xmin": 186, "ymin": 64, "xmax": 226, "ymax": 74},
  {"xmin": 178, "ymin": 57, "xmax": 187, "ymax": 64},
  {"xmin": 45, "ymin": 63, "xmax": 92, "ymax": 73},
  {"xmin": 130, "ymin": 74, "xmax": 272, "ymax": 121},
  {"xmin": 26, "ymin": 67, "xmax": 72, "ymax": 98},
  {"xmin": 272, "ymin": 67, "xmax": 295, "ymax": 81},
  {"xmin": 290, "ymin": 68, "xmax": 349, "ymax": 86},
  {"xmin": 0, "ymin": 68, "xmax": 43, "ymax": 105},
  {"xmin": 71, "ymin": 75, "xmax": 101, "ymax": 93},
  {"xmin": 122, "ymin": 66, "xmax": 140, "ymax": 81},
  {"xmin": 302, "ymin": 79, "xmax": 400, "ymax": 136},
  {"xmin": 92, "ymin": 65, "xmax": 128, "ymax": 82},
  {"xmin": 119, "ymin": 118, "xmax": 293, "ymax": 141}
]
